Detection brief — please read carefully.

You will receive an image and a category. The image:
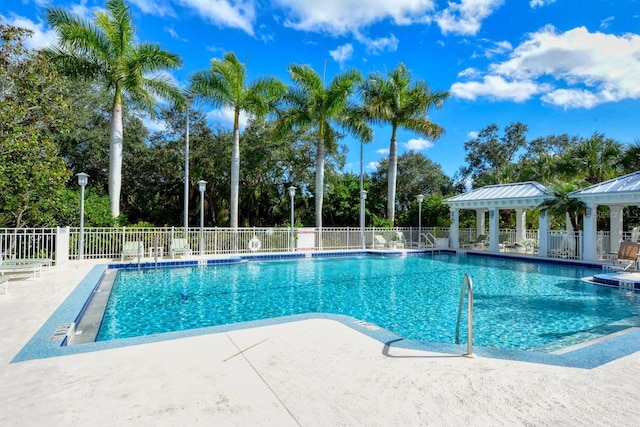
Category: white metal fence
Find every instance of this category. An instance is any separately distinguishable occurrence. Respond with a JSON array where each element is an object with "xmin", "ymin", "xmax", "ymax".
[{"xmin": 0, "ymin": 226, "xmax": 618, "ymax": 263}]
